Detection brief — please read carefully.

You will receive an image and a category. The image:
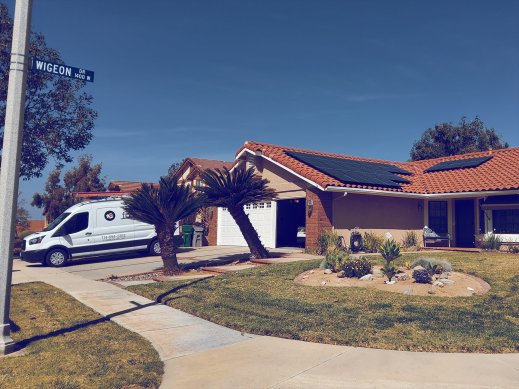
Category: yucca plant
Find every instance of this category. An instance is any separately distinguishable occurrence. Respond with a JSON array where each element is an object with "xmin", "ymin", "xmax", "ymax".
[
  {"xmin": 123, "ymin": 176, "xmax": 204, "ymax": 275},
  {"xmin": 380, "ymin": 239, "xmax": 401, "ymax": 264},
  {"xmin": 198, "ymin": 166, "xmax": 277, "ymax": 259}
]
